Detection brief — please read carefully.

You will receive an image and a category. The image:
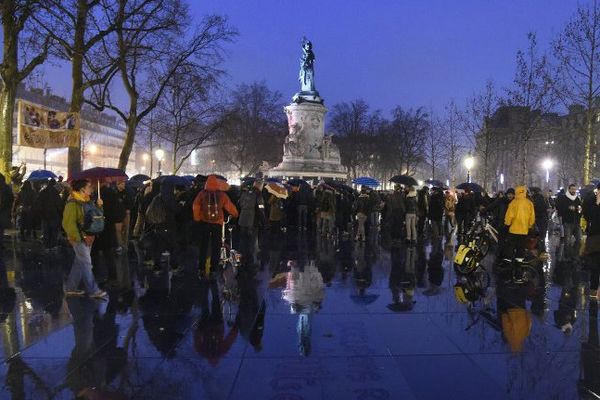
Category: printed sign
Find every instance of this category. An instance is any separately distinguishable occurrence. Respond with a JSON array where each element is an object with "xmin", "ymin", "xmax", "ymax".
[{"xmin": 17, "ymin": 100, "xmax": 80, "ymax": 148}]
